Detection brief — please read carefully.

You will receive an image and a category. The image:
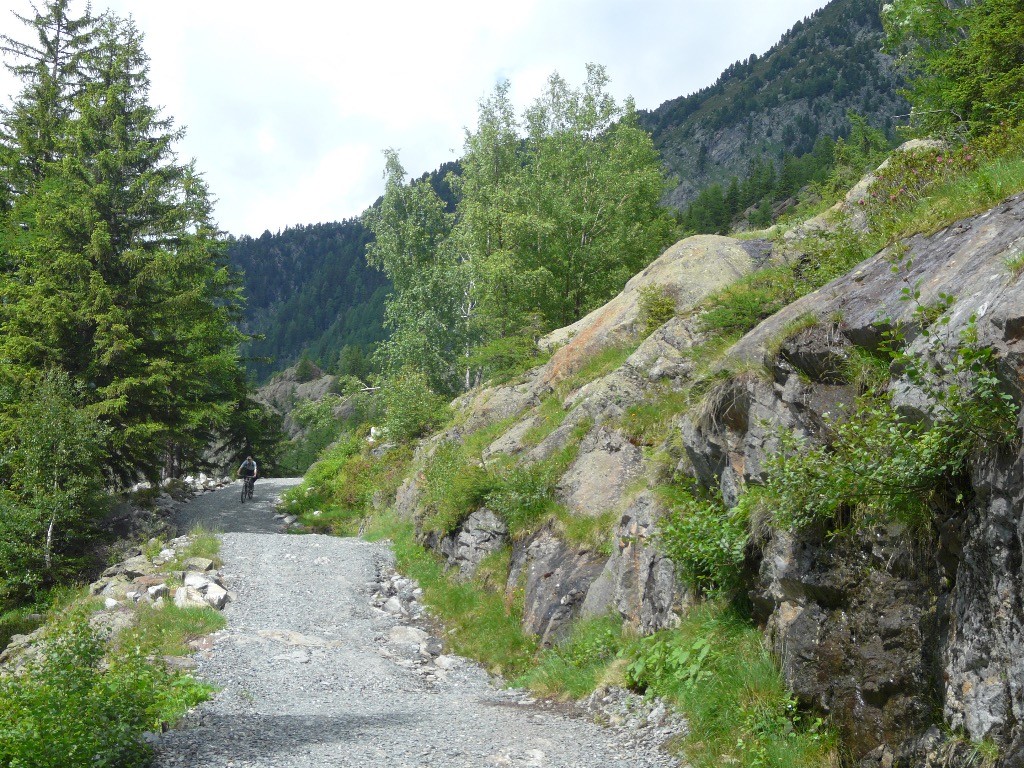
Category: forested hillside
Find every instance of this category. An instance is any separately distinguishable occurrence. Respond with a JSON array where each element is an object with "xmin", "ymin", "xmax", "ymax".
[
  {"xmin": 232, "ymin": 0, "xmax": 908, "ymax": 380},
  {"xmin": 640, "ymin": 0, "xmax": 907, "ymax": 212},
  {"xmin": 228, "ymin": 221, "xmax": 387, "ymax": 381}
]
